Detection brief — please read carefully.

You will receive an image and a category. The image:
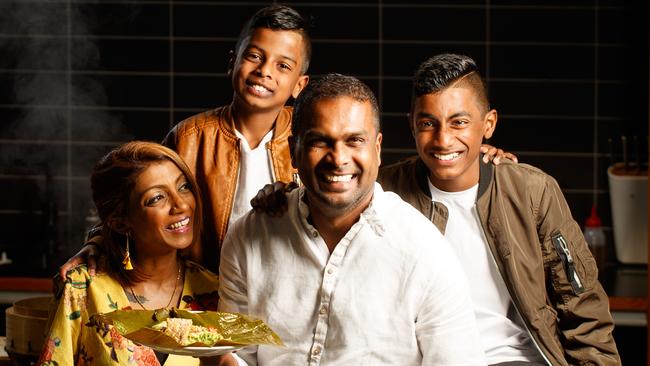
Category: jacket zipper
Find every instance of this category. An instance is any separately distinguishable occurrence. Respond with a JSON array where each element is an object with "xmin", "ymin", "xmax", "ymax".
[
  {"xmin": 266, "ymin": 142, "xmax": 277, "ymax": 182},
  {"xmin": 473, "ymin": 204, "xmax": 553, "ymax": 366},
  {"xmin": 551, "ymin": 233, "xmax": 585, "ymax": 294},
  {"xmin": 223, "ymin": 140, "xmax": 242, "ymax": 239}
]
